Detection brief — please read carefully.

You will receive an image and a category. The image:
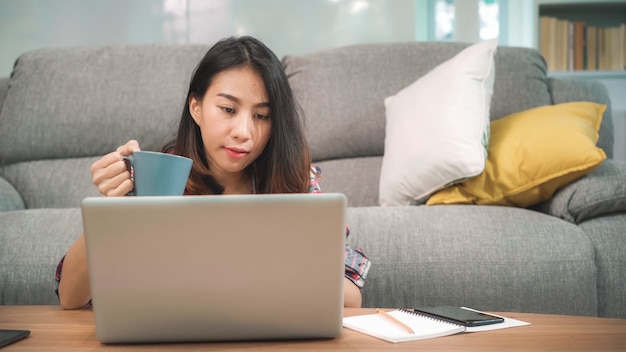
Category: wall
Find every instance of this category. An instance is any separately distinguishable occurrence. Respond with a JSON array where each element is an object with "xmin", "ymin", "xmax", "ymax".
[
  {"xmin": 1, "ymin": 0, "xmax": 623, "ymax": 159},
  {"xmin": 0, "ymin": 0, "xmax": 423, "ymax": 78}
]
